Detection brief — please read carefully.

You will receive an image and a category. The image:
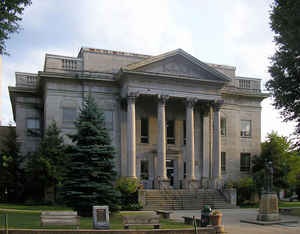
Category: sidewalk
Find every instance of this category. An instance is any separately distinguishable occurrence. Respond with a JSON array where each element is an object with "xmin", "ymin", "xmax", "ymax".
[{"xmin": 171, "ymin": 209, "xmax": 300, "ymax": 234}]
